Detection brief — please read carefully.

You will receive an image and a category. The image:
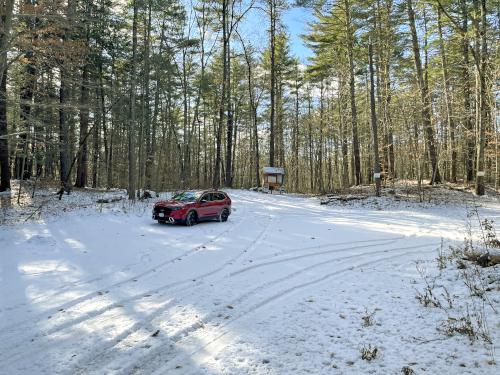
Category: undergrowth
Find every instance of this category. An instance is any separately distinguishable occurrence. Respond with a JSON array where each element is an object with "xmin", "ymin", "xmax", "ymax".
[{"xmin": 414, "ymin": 205, "xmax": 498, "ymax": 363}]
